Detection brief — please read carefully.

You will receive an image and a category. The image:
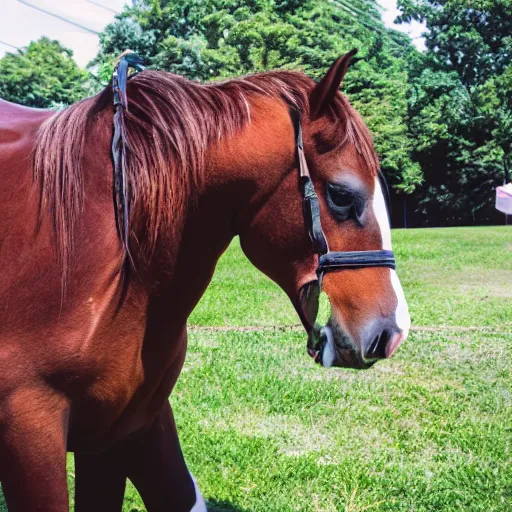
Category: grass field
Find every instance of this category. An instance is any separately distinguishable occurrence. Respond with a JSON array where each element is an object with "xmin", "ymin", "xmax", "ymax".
[{"xmin": 1, "ymin": 227, "xmax": 511, "ymax": 511}]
